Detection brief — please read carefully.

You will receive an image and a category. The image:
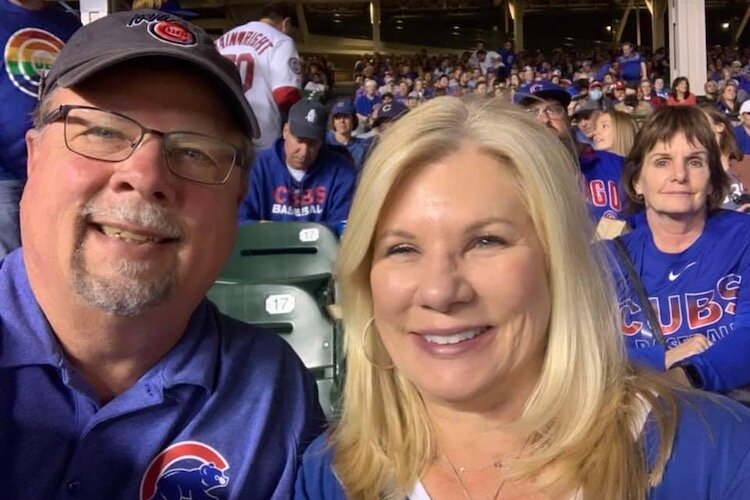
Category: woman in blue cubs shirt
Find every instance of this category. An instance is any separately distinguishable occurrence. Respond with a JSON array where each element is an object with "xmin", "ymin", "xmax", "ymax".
[{"xmin": 612, "ymin": 106, "xmax": 750, "ymax": 393}]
